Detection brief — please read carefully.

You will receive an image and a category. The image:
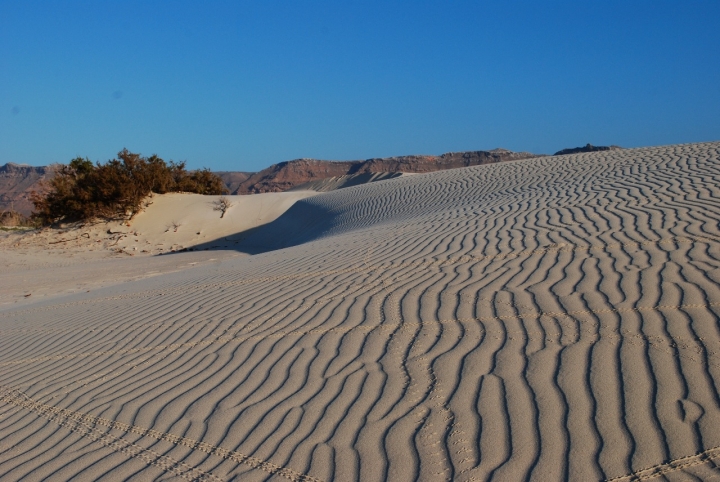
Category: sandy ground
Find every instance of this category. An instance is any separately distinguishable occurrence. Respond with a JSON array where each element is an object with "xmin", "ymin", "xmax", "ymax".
[
  {"xmin": 0, "ymin": 191, "xmax": 316, "ymax": 306},
  {"xmin": 2, "ymin": 142, "xmax": 720, "ymax": 480}
]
